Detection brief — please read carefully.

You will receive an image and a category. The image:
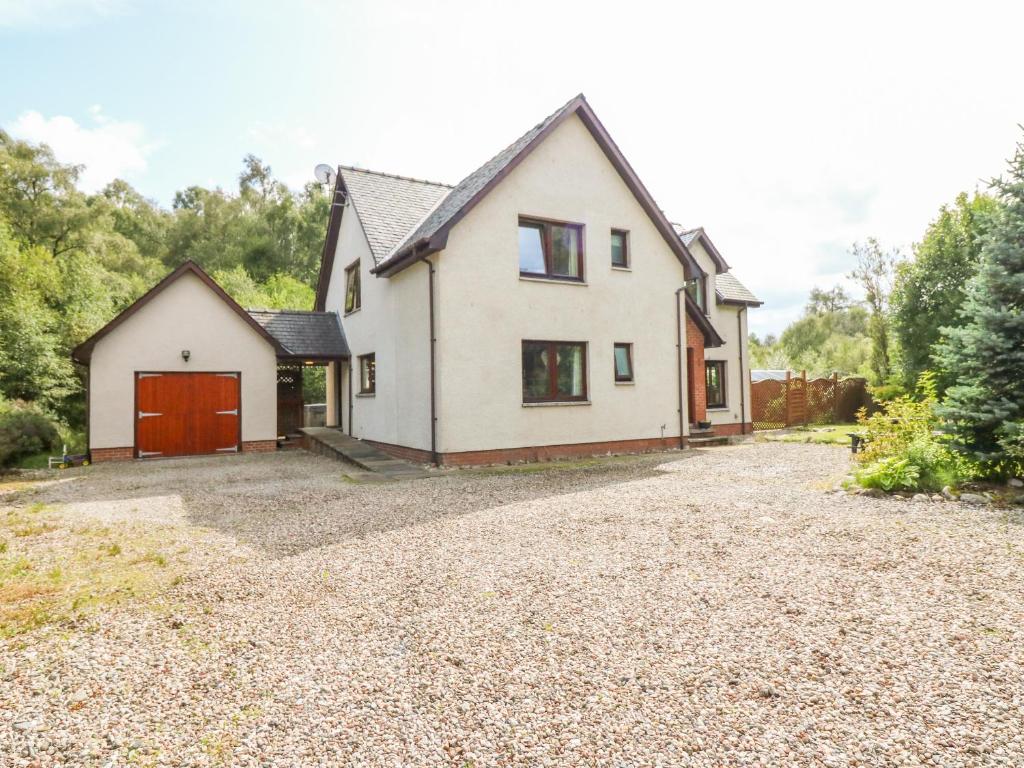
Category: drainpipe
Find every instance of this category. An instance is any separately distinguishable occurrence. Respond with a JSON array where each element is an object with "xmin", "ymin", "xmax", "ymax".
[
  {"xmin": 347, "ymin": 360, "xmax": 353, "ymax": 436},
  {"xmin": 675, "ymin": 287, "xmax": 686, "ymax": 449},
  {"xmin": 737, "ymin": 306, "xmax": 747, "ymax": 434},
  {"xmin": 427, "ymin": 257, "xmax": 439, "ymax": 466}
]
